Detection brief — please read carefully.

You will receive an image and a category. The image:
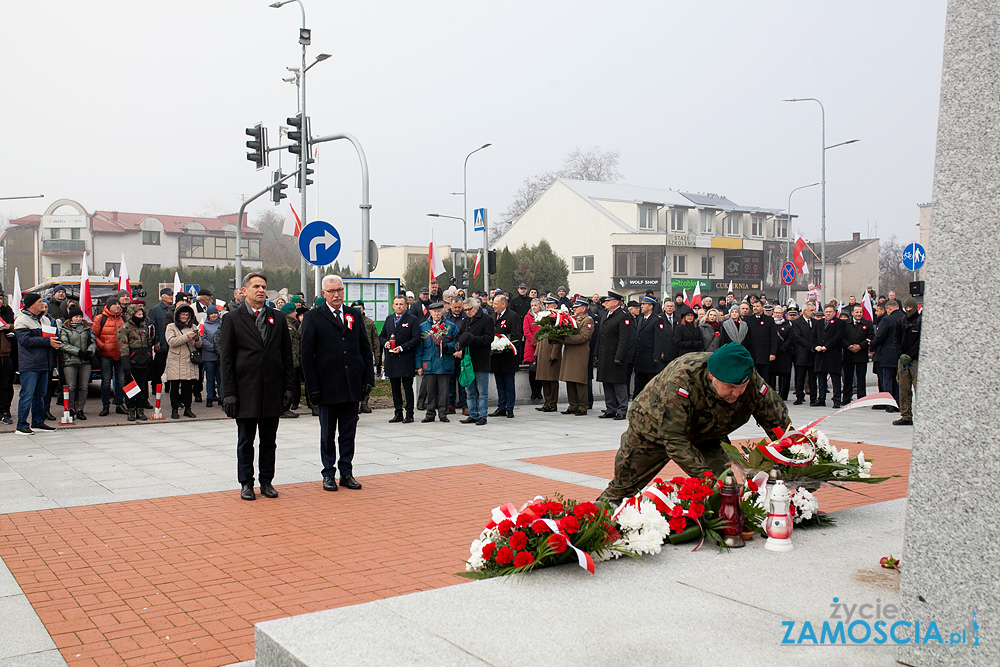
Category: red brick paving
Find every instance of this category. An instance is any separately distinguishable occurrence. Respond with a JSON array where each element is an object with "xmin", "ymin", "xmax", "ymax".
[
  {"xmin": 520, "ymin": 439, "xmax": 910, "ymax": 511},
  {"xmin": 0, "ymin": 466, "xmax": 599, "ymax": 667}
]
